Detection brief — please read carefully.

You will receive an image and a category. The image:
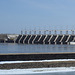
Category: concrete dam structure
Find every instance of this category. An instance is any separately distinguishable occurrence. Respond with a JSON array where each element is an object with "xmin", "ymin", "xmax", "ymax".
[
  {"xmin": 0, "ymin": 30, "xmax": 75, "ymax": 44},
  {"xmin": 15, "ymin": 34, "xmax": 75, "ymax": 44}
]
